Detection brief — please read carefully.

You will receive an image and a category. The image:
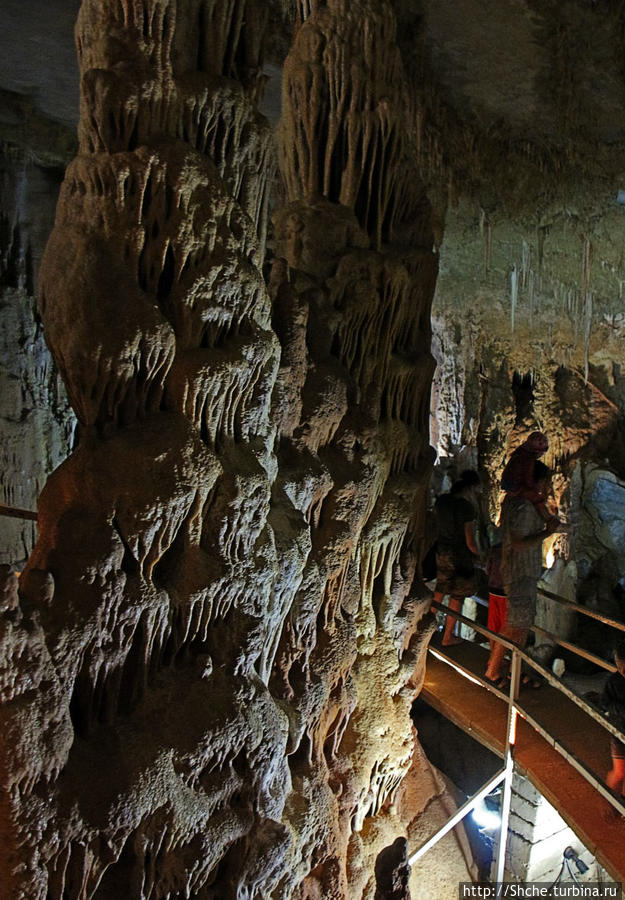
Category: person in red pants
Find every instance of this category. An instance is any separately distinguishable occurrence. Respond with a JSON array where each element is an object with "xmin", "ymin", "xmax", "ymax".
[
  {"xmin": 489, "ymin": 461, "xmax": 569, "ymax": 689},
  {"xmin": 603, "ymin": 640, "xmax": 625, "ymax": 798},
  {"xmin": 484, "ymin": 538, "xmax": 507, "ymax": 683}
]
